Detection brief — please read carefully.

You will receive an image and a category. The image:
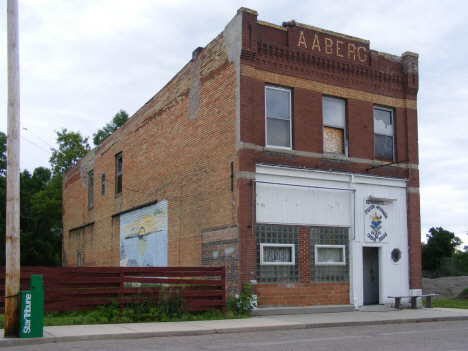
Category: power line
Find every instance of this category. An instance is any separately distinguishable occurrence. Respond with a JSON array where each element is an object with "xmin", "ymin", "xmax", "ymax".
[
  {"xmin": 106, "ymin": 179, "xmax": 156, "ymax": 196},
  {"xmin": 21, "ymin": 136, "xmax": 52, "ymax": 154},
  {"xmin": 20, "ymin": 123, "xmax": 56, "ymax": 149}
]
